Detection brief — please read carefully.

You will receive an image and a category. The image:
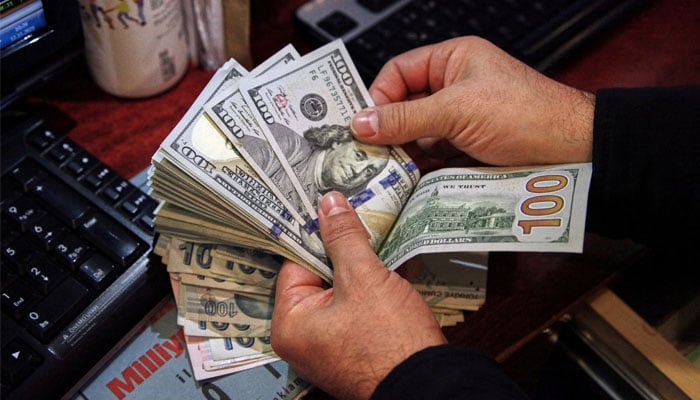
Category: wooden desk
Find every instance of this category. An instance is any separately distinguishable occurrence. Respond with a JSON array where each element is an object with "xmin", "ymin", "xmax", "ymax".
[{"xmin": 23, "ymin": 0, "xmax": 700, "ymax": 390}]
